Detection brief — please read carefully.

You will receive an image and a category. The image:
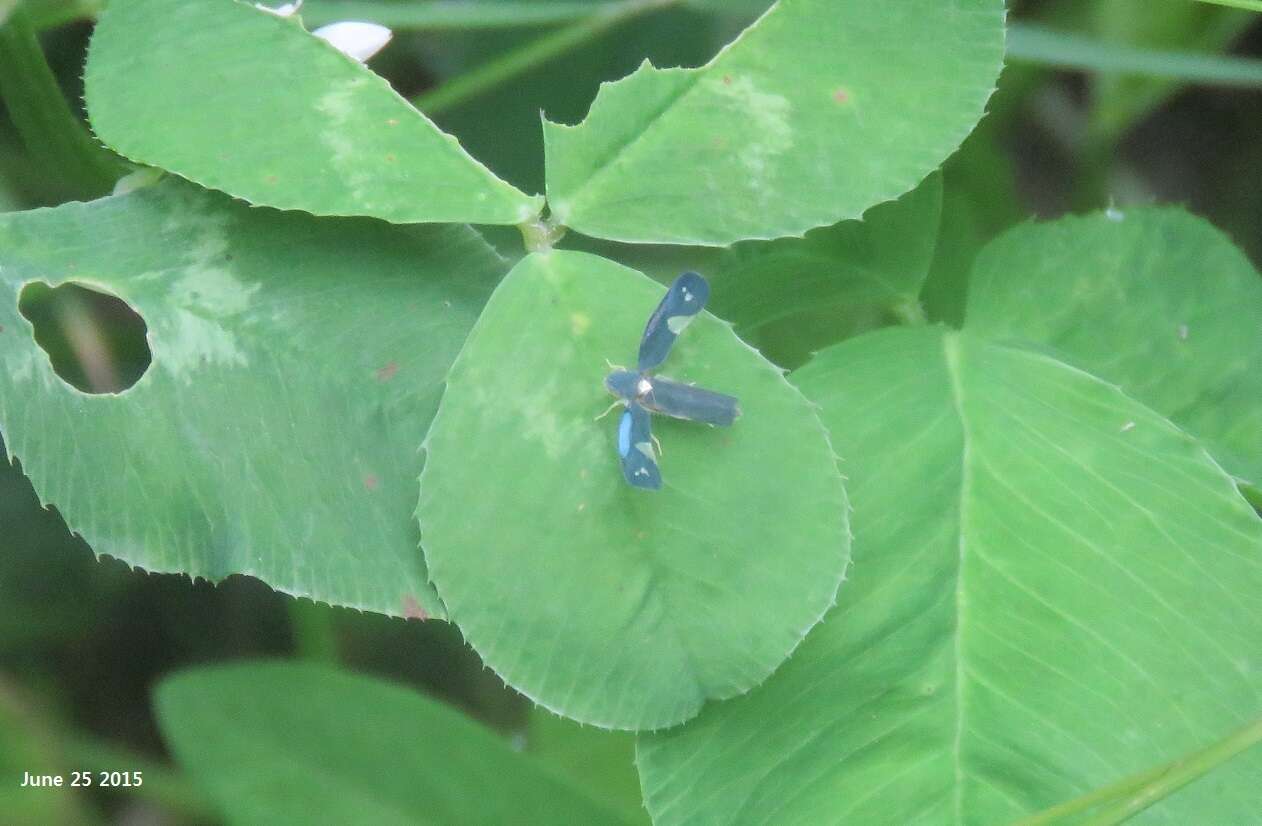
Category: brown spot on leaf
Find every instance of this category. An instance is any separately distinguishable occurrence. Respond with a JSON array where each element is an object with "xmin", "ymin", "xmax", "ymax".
[
  {"xmin": 376, "ymin": 361, "xmax": 399, "ymax": 381},
  {"xmin": 385, "ymin": 153, "xmax": 397, "ymax": 163},
  {"xmin": 402, "ymin": 594, "xmax": 429, "ymax": 620},
  {"xmin": 722, "ymin": 74, "xmax": 733, "ymax": 85},
  {"xmin": 264, "ymin": 174, "xmax": 279, "ymax": 185},
  {"xmin": 363, "ymin": 473, "xmax": 379, "ymax": 491},
  {"xmin": 833, "ymin": 88, "xmax": 850, "ymax": 104}
]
